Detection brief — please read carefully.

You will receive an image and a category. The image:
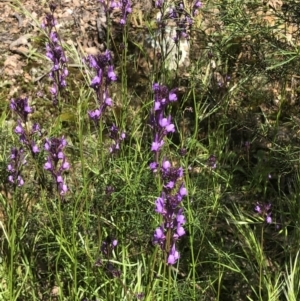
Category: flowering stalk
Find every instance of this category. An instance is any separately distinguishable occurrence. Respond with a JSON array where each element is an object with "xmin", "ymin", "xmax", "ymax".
[
  {"xmin": 110, "ymin": 0, "xmax": 132, "ymax": 129},
  {"xmin": 254, "ymin": 201, "xmax": 272, "ymax": 299},
  {"xmin": 7, "ymin": 147, "xmax": 26, "ymax": 187},
  {"xmin": 7, "ymin": 97, "xmax": 42, "ymax": 300},
  {"xmin": 150, "ymin": 83, "xmax": 187, "ymax": 266},
  {"xmin": 95, "ymin": 237, "xmax": 121, "ymax": 278},
  {"xmin": 9, "ymin": 97, "xmax": 44, "ymax": 189},
  {"xmin": 10, "ymin": 97, "xmax": 41, "ymax": 157},
  {"xmin": 86, "ymin": 50, "xmax": 117, "ymax": 123},
  {"xmin": 44, "ymin": 136, "xmax": 70, "ymax": 197},
  {"xmin": 168, "ymin": 0, "xmax": 202, "ymax": 40},
  {"xmin": 149, "ymin": 83, "xmax": 177, "ymax": 165},
  {"xmin": 42, "ymin": 3, "xmax": 68, "ymax": 105},
  {"xmin": 108, "ymin": 124, "xmax": 126, "ymax": 154},
  {"xmin": 153, "ymin": 0, "xmax": 201, "ymax": 73},
  {"xmin": 153, "ymin": 160, "xmax": 187, "ymax": 265}
]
